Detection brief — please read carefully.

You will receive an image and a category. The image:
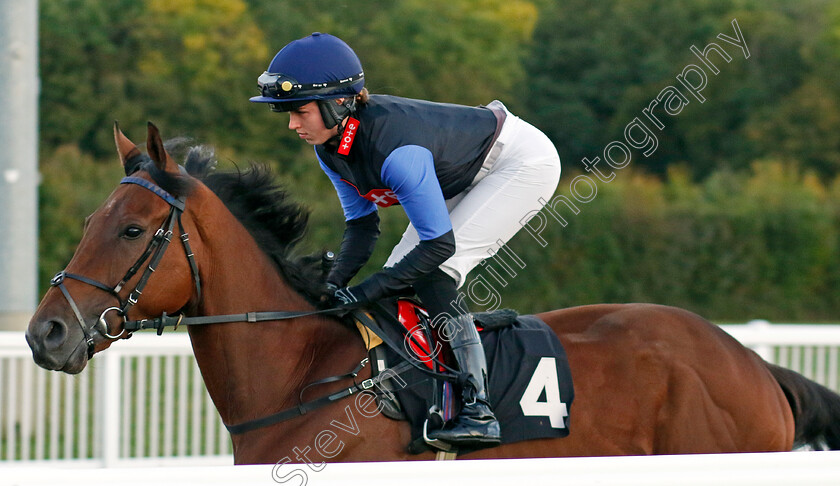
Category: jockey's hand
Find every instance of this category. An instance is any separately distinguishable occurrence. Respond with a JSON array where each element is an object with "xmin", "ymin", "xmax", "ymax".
[
  {"xmin": 326, "ymin": 284, "xmax": 370, "ymax": 309},
  {"xmin": 318, "ymin": 283, "xmax": 339, "ymax": 308}
]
